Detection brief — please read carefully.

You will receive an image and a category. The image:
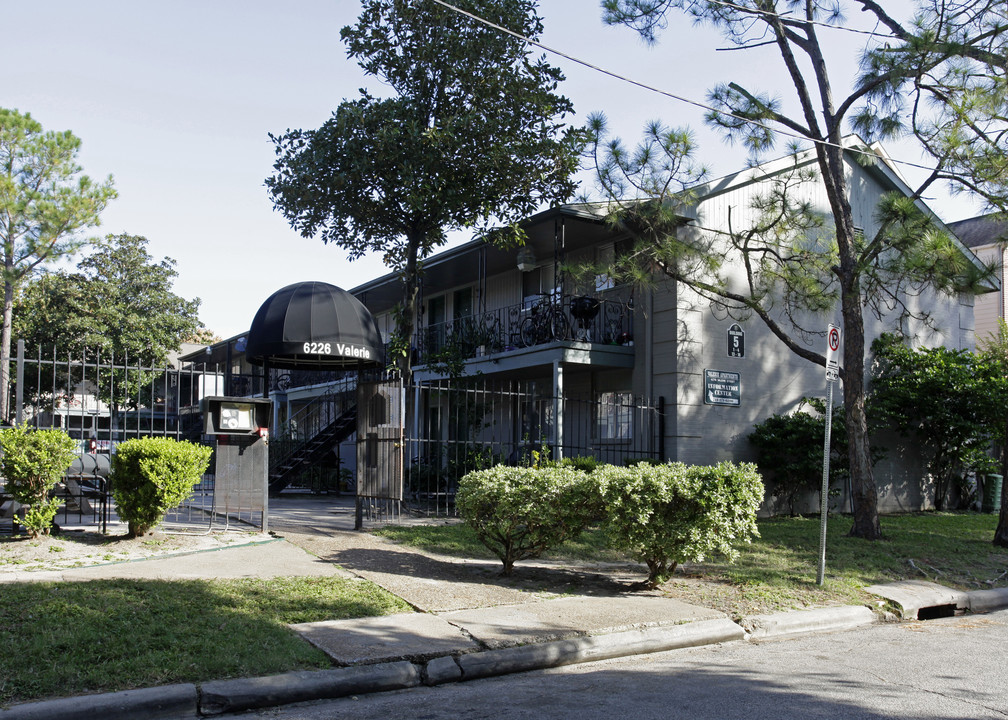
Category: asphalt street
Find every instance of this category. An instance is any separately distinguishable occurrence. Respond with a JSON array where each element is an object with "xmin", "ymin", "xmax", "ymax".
[{"xmin": 230, "ymin": 608, "xmax": 1008, "ymax": 720}]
